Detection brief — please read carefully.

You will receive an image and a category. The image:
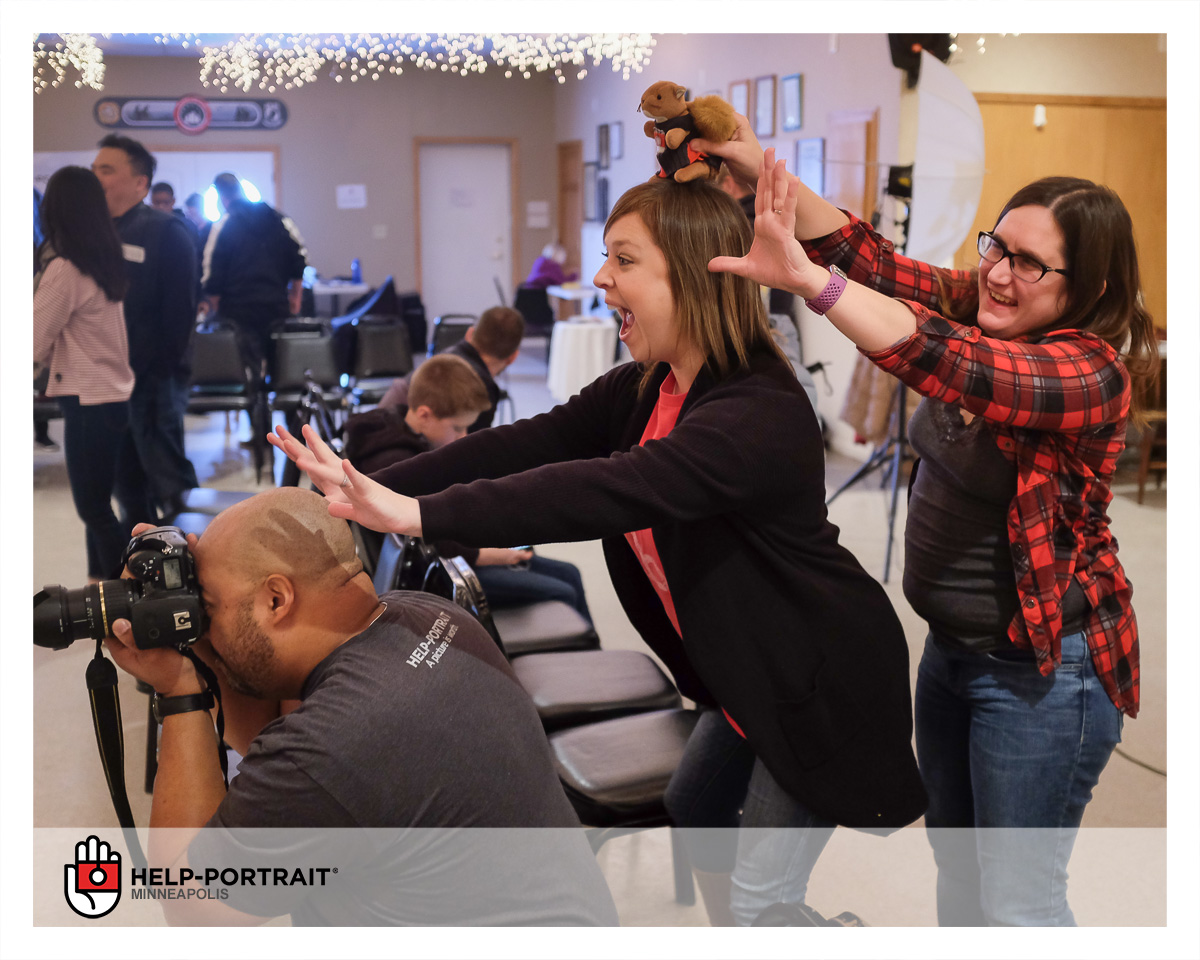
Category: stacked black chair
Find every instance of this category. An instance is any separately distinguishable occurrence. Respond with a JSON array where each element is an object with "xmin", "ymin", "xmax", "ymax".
[
  {"xmin": 348, "ymin": 317, "xmax": 413, "ymax": 409},
  {"xmin": 187, "ymin": 322, "xmax": 271, "ymax": 483},
  {"xmin": 427, "ymin": 314, "xmax": 476, "ymax": 357},
  {"xmin": 513, "ymin": 284, "xmax": 556, "ymax": 362},
  {"xmin": 380, "ymin": 536, "xmax": 681, "ymax": 732},
  {"xmin": 407, "ymin": 541, "xmax": 696, "ymax": 904}
]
